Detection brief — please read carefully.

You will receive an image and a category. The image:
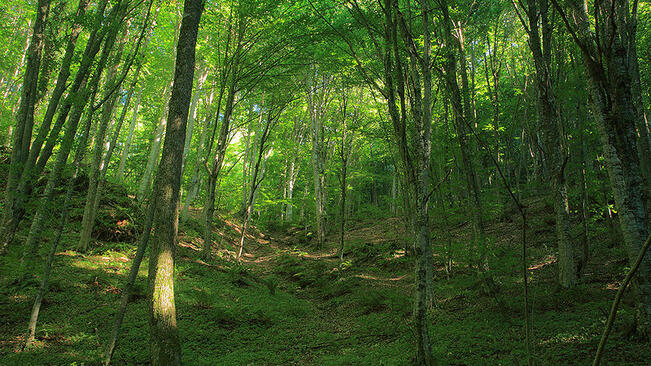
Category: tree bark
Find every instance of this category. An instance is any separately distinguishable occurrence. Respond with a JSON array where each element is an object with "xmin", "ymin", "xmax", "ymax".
[{"xmin": 147, "ymin": 0, "xmax": 202, "ymax": 364}]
